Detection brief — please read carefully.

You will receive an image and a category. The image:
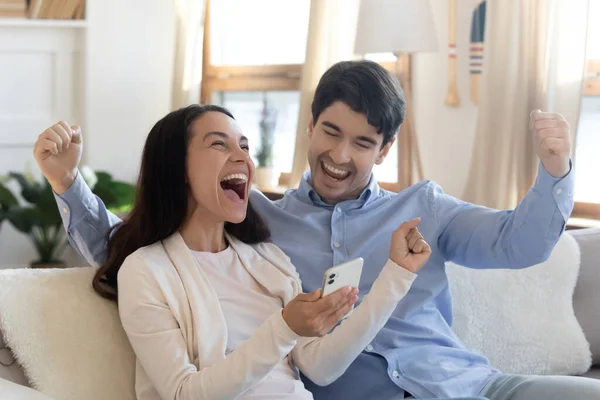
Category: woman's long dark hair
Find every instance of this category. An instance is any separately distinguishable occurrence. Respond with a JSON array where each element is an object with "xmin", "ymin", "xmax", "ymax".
[{"xmin": 93, "ymin": 104, "xmax": 270, "ymax": 301}]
